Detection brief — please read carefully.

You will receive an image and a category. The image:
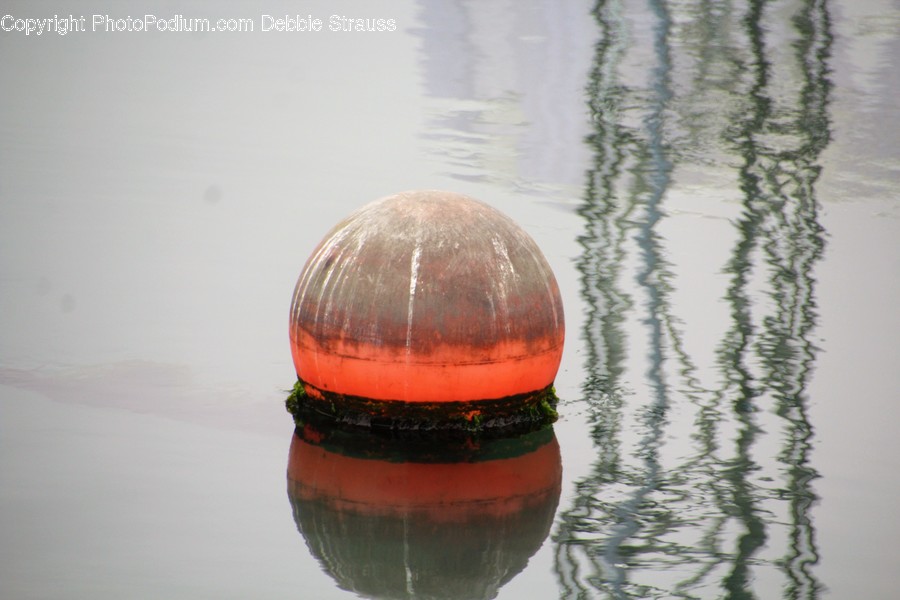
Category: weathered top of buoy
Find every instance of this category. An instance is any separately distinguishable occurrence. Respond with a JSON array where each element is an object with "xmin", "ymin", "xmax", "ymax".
[{"xmin": 289, "ymin": 190, "xmax": 564, "ymax": 428}]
